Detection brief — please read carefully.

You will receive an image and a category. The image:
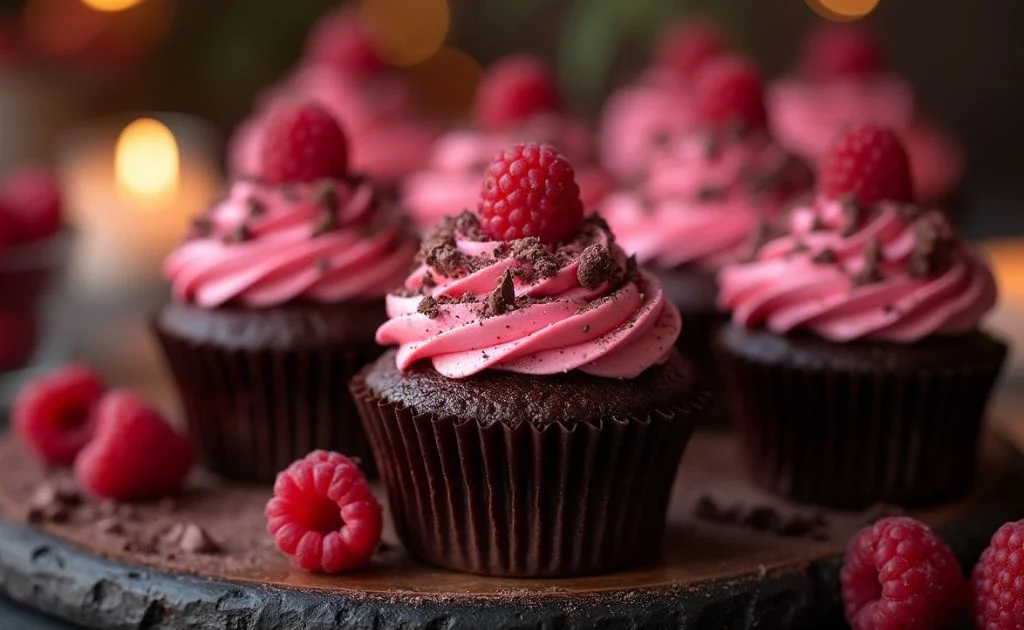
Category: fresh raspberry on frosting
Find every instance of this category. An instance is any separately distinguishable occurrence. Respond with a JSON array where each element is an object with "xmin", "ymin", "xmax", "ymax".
[
  {"xmin": 823, "ymin": 124, "xmax": 913, "ymax": 206},
  {"xmin": 13, "ymin": 363, "xmax": 105, "ymax": 466},
  {"xmin": 265, "ymin": 450, "xmax": 382, "ymax": 574},
  {"xmin": 259, "ymin": 101, "xmax": 349, "ymax": 184},
  {"xmin": 305, "ymin": 10, "xmax": 385, "ymax": 78},
  {"xmin": 694, "ymin": 55, "xmax": 767, "ymax": 131},
  {"xmin": 654, "ymin": 18, "xmax": 728, "ymax": 79},
  {"xmin": 478, "ymin": 143, "xmax": 583, "ymax": 244},
  {"xmin": 473, "ymin": 55, "xmax": 562, "ymax": 130},
  {"xmin": 972, "ymin": 519, "xmax": 1024, "ymax": 629},
  {"xmin": 801, "ymin": 23, "xmax": 884, "ymax": 79},
  {"xmin": 2, "ymin": 167, "xmax": 62, "ymax": 243},
  {"xmin": 841, "ymin": 517, "xmax": 966, "ymax": 630}
]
